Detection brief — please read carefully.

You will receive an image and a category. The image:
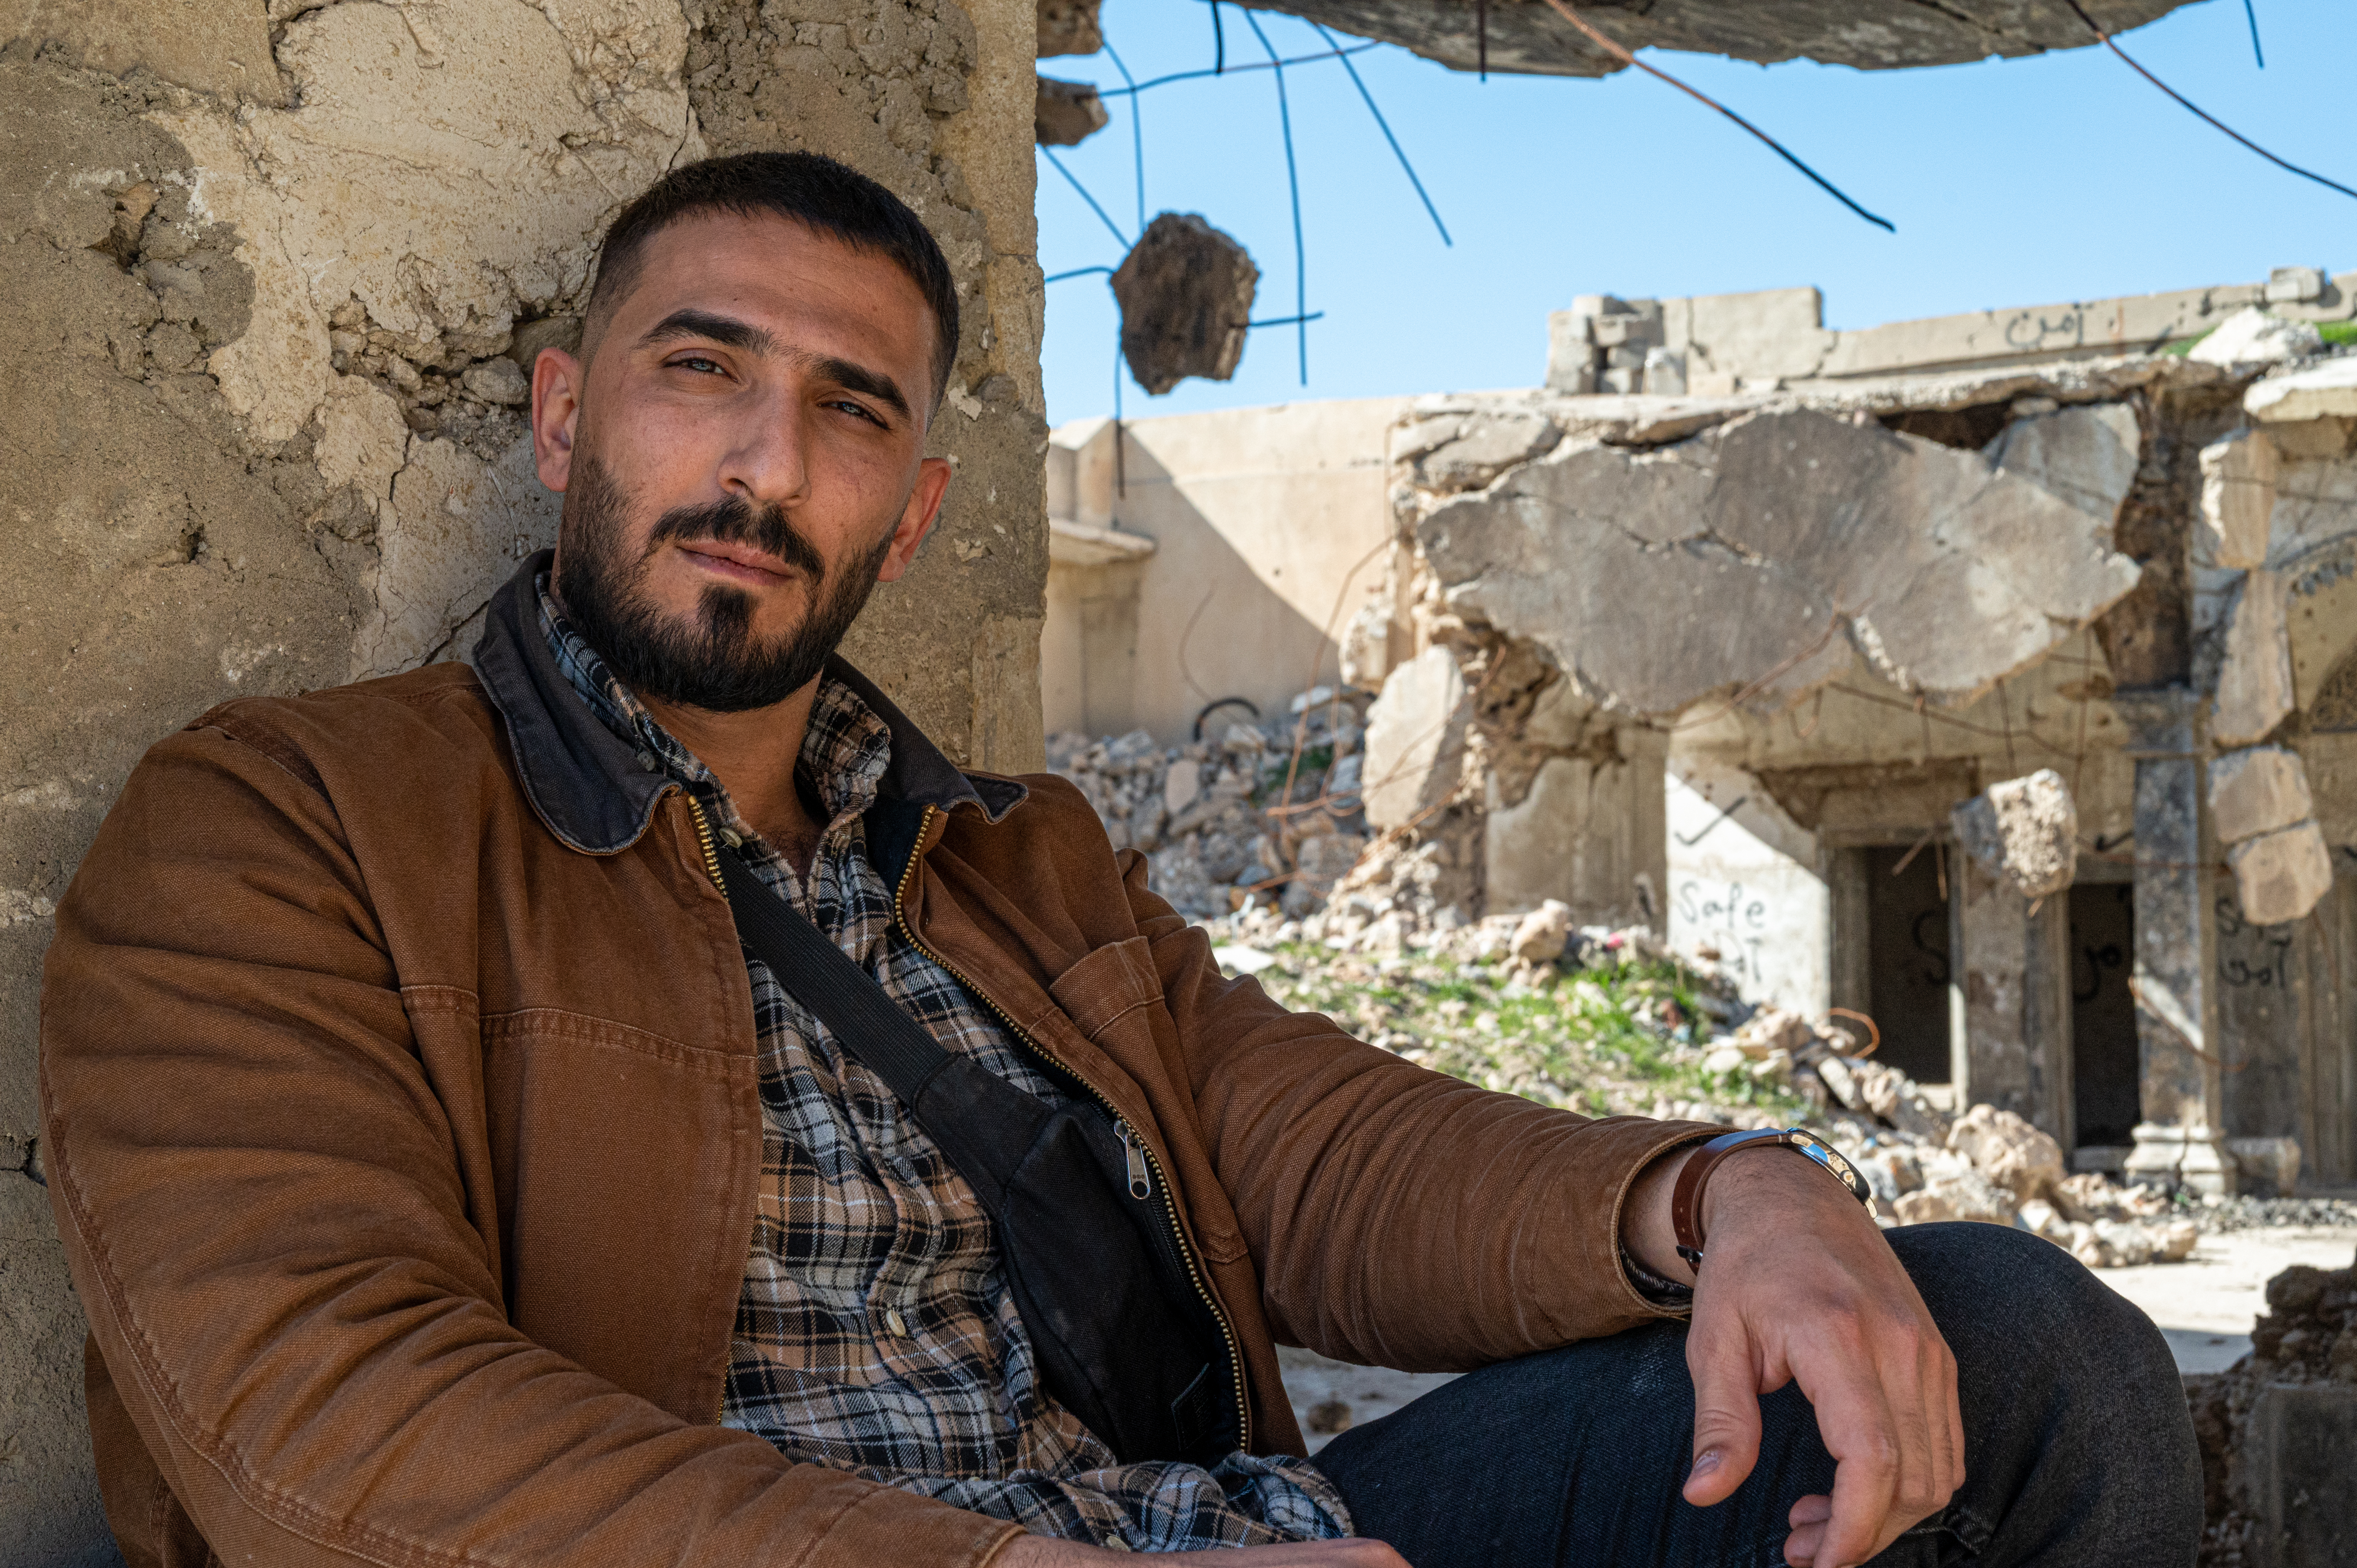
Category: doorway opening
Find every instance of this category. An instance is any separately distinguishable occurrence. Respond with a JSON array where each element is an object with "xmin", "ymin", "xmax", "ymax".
[
  {"xmin": 2068, "ymin": 881, "xmax": 2140, "ymax": 1150},
  {"xmin": 1864, "ymin": 844, "xmax": 1953, "ymax": 1085}
]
